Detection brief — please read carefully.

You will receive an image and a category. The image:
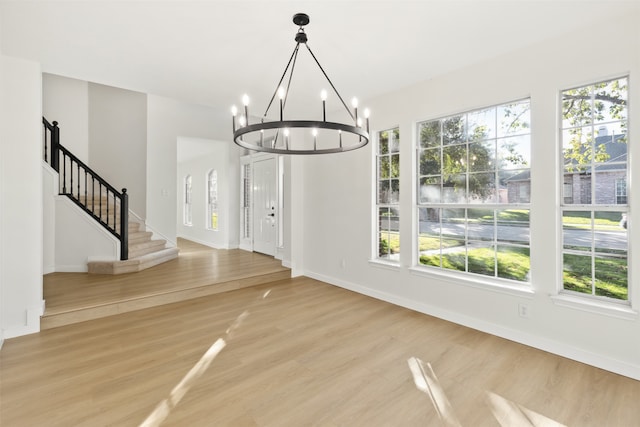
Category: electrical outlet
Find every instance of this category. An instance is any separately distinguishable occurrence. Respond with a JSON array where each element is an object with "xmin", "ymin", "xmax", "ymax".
[{"xmin": 518, "ymin": 303, "xmax": 530, "ymax": 318}]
